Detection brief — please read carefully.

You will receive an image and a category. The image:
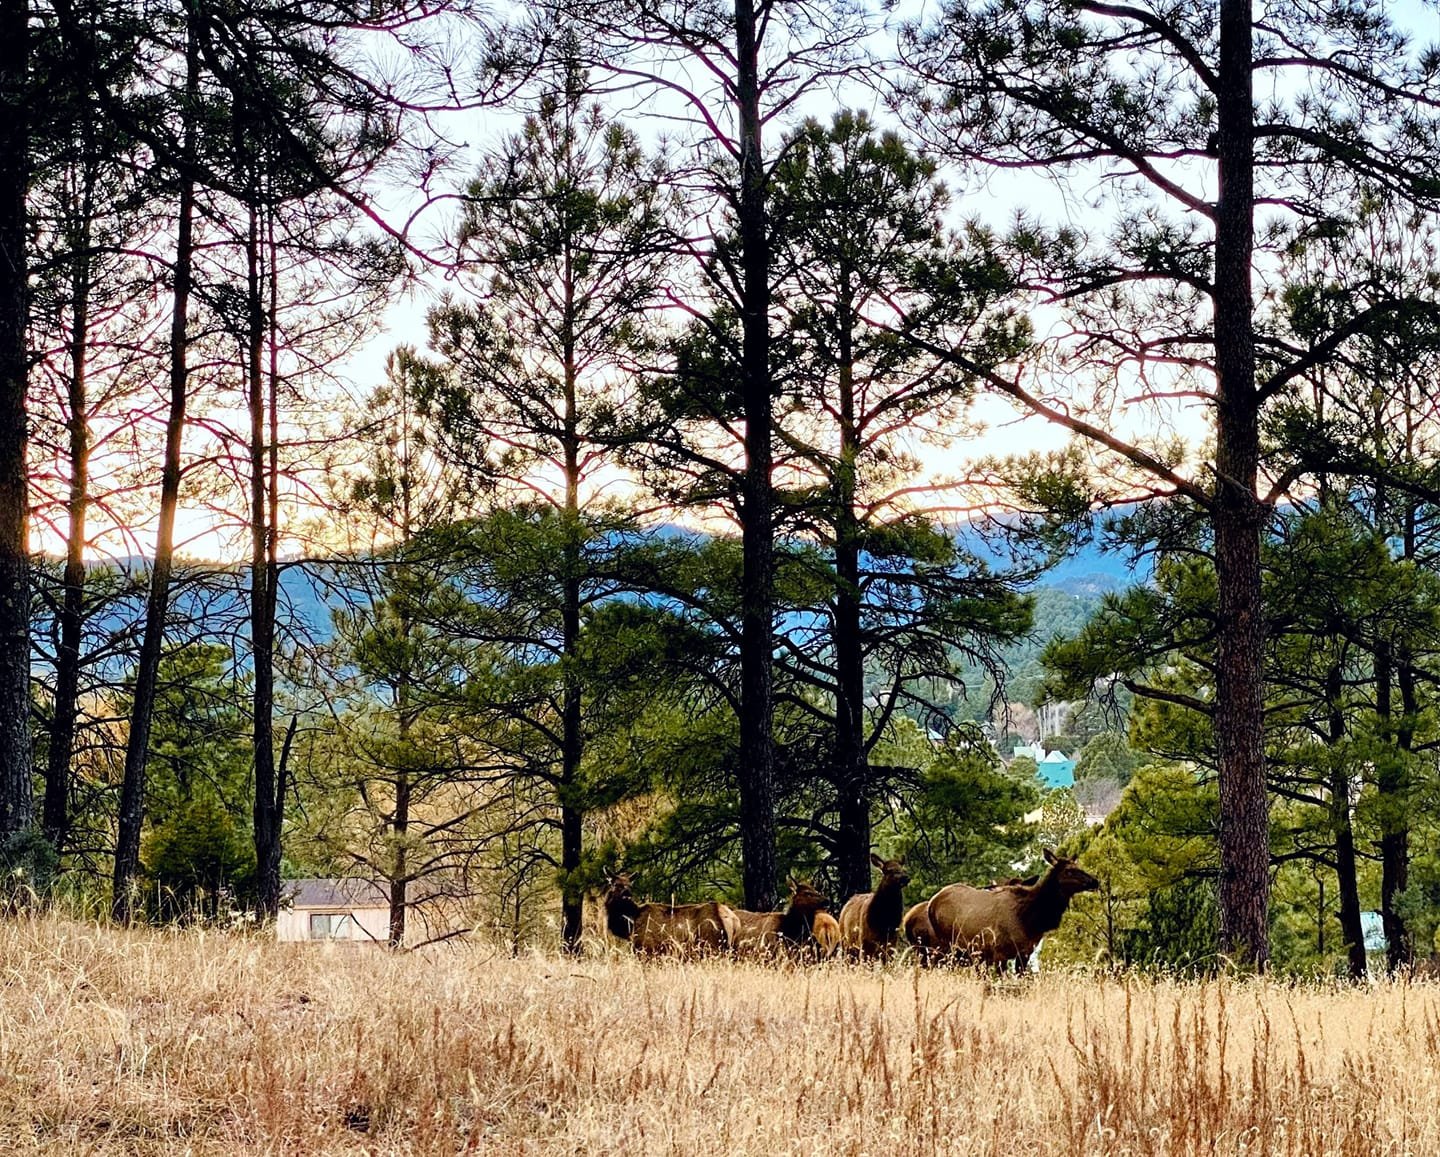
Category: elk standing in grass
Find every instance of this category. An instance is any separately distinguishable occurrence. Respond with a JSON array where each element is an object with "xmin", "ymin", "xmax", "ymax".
[
  {"xmin": 604, "ymin": 873, "xmax": 739, "ymax": 957},
  {"xmin": 903, "ymin": 900, "xmax": 937, "ymax": 965},
  {"xmin": 732, "ymin": 878, "xmax": 830, "ymax": 957},
  {"xmin": 906, "ymin": 875, "xmax": 1040, "ymax": 965},
  {"xmin": 923, "ymin": 849, "xmax": 1098, "ymax": 970},
  {"xmin": 811, "ymin": 911, "xmax": 841, "ymax": 958},
  {"xmin": 838, "ymin": 853, "xmax": 910, "ymax": 959}
]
